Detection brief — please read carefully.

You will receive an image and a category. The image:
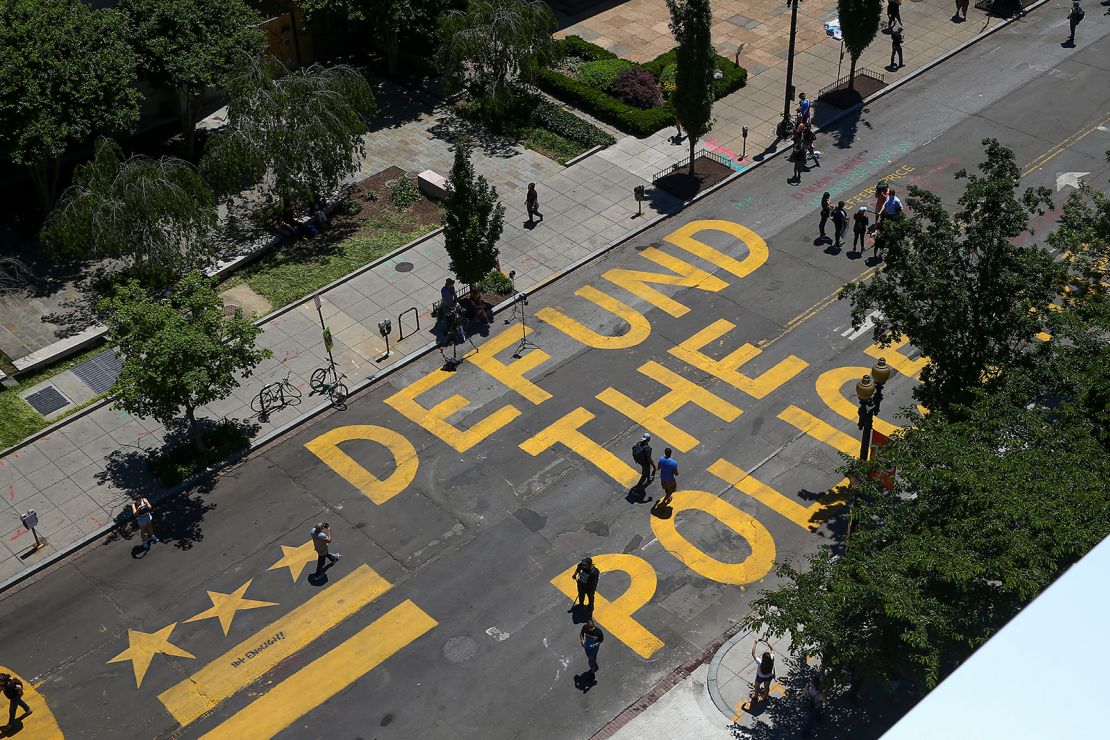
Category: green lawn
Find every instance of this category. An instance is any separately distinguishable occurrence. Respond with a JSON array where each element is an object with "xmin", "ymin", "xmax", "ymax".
[
  {"xmin": 0, "ymin": 343, "xmax": 111, "ymax": 449},
  {"xmin": 222, "ymin": 213, "xmax": 438, "ymax": 310}
]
